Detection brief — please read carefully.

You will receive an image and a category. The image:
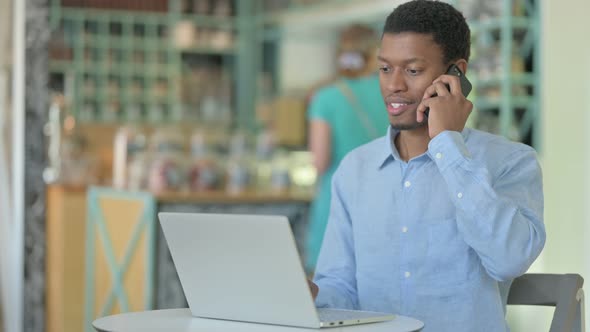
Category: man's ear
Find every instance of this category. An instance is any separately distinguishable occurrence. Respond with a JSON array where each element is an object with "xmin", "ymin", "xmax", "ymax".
[{"xmin": 455, "ymin": 59, "xmax": 468, "ymax": 74}]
